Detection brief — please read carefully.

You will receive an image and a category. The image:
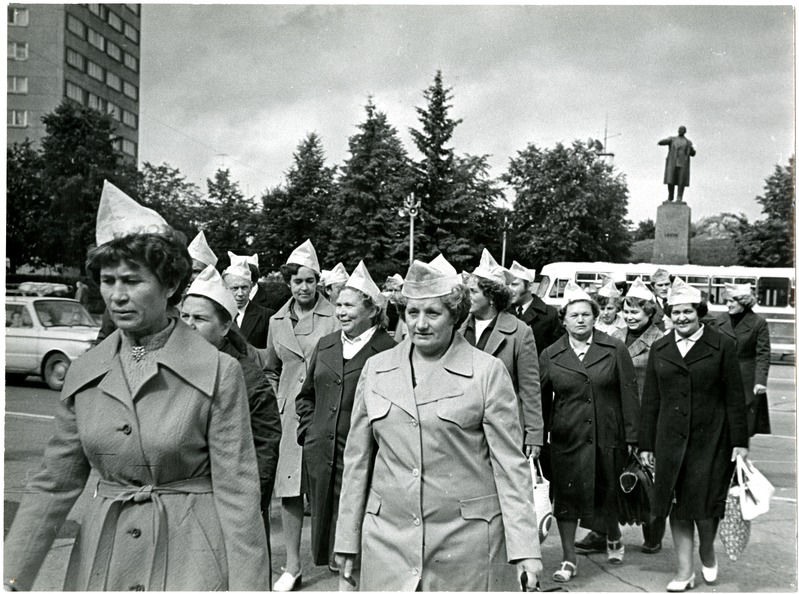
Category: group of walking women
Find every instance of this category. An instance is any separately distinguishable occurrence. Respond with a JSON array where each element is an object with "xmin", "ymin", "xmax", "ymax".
[{"xmin": 4, "ymin": 181, "xmax": 771, "ymax": 592}]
